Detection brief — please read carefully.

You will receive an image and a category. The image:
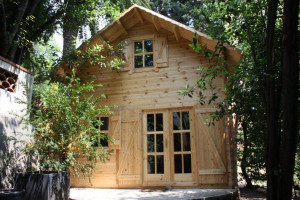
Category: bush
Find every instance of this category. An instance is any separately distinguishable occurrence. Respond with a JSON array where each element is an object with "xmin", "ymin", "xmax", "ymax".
[{"xmin": 23, "ymin": 70, "xmax": 113, "ymax": 179}]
